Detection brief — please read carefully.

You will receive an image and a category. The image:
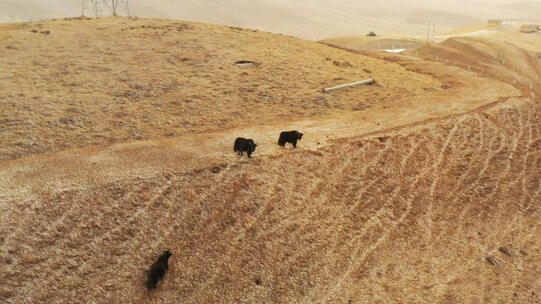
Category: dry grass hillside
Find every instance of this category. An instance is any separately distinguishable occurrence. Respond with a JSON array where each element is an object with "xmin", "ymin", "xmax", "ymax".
[
  {"xmin": 0, "ymin": 17, "xmax": 540, "ymax": 304},
  {"xmin": 415, "ymin": 37, "xmax": 541, "ymax": 95},
  {"xmin": 1, "ymin": 97, "xmax": 539, "ymax": 304},
  {"xmin": 0, "ymin": 17, "xmax": 447, "ymax": 161},
  {"xmin": 486, "ymin": 30, "xmax": 541, "ymax": 53}
]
